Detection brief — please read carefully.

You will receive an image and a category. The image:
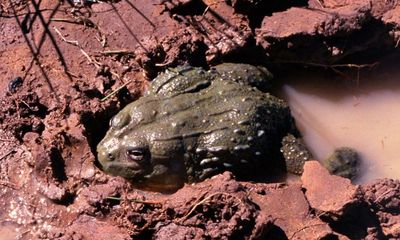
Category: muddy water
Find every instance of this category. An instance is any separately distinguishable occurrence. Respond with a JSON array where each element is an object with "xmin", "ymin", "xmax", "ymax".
[{"xmin": 281, "ymin": 71, "xmax": 400, "ymax": 183}]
